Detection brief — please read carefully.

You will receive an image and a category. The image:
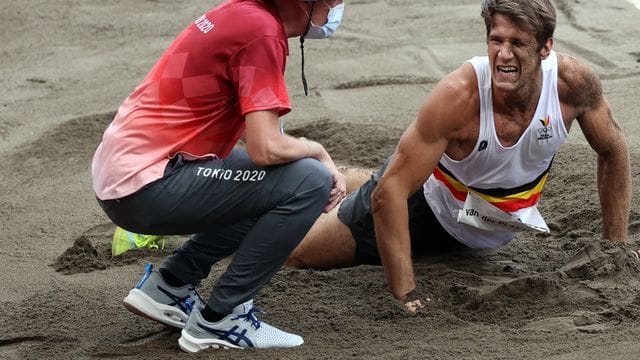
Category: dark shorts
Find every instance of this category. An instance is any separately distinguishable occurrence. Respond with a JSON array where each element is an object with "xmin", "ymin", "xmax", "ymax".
[{"xmin": 337, "ymin": 158, "xmax": 462, "ymax": 265}]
